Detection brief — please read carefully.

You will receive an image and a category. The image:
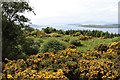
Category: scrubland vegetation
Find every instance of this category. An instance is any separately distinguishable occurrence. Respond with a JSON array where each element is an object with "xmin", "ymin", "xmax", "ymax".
[
  {"xmin": 2, "ymin": 26, "xmax": 120, "ymax": 79},
  {"xmin": 1, "ymin": 2, "xmax": 120, "ymax": 80}
]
